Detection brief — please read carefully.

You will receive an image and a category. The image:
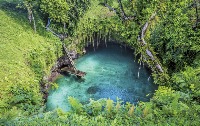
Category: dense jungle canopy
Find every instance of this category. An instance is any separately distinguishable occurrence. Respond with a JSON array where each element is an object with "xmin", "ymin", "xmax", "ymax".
[{"xmin": 0, "ymin": 0, "xmax": 200, "ymax": 125}]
